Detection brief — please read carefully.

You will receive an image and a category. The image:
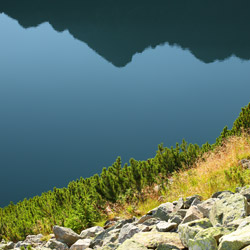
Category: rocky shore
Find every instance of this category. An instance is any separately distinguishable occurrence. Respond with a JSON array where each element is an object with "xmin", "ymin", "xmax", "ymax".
[{"xmin": 2, "ymin": 186, "xmax": 250, "ymax": 250}]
